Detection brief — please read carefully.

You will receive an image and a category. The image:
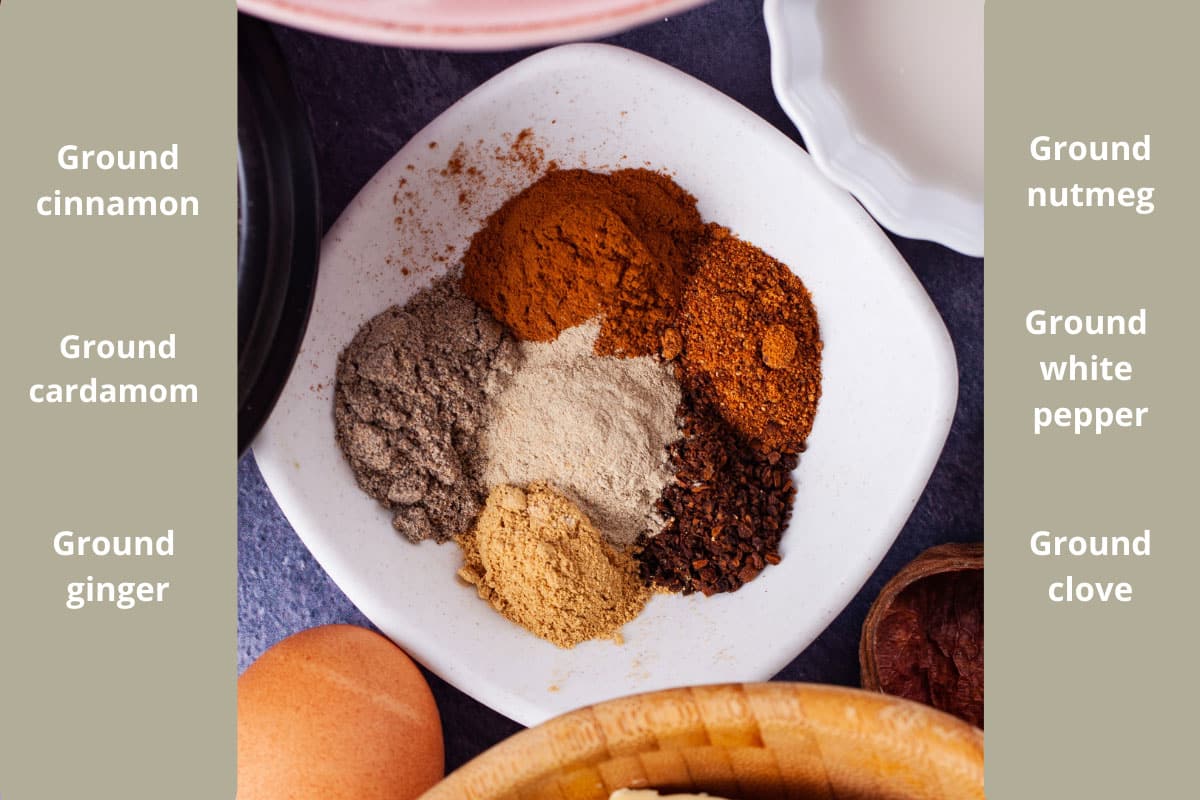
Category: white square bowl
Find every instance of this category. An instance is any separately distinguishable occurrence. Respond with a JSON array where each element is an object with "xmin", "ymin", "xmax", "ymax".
[{"xmin": 254, "ymin": 43, "xmax": 957, "ymax": 726}]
